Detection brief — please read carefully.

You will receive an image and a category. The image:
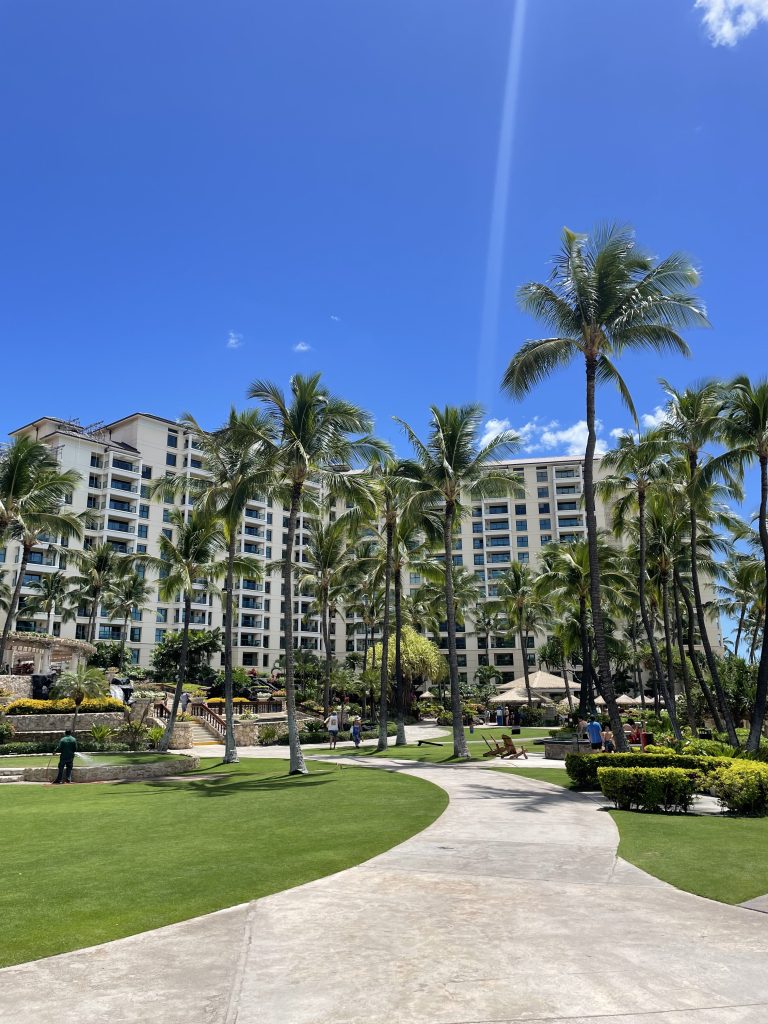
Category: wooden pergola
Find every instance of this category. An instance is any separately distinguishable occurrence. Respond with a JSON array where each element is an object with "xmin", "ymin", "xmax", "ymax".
[{"xmin": 3, "ymin": 632, "xmax": 96, "ymax": 675}]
